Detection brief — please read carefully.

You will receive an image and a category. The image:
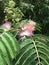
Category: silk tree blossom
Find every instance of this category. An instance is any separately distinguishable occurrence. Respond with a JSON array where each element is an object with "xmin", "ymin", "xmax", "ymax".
[
  {"xmin": 20, "ymin": 30, "xmax": 33, "ymax": 36},
  {"xmin": 2, "ymin": 22, "xmax": 12, "ymax": 31},
  {"xmin": 23, "ymin": 20, "xmax": 36, "ymax": 32},
  {"xmin": 19, "ymin": 20, "xmax": 36, "ymax": 36}
]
